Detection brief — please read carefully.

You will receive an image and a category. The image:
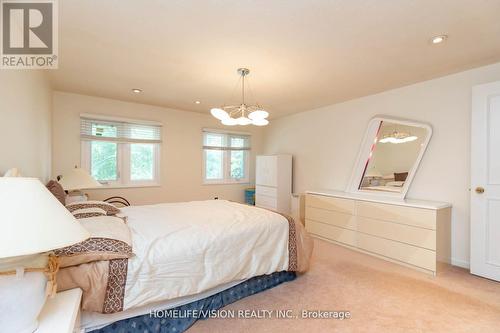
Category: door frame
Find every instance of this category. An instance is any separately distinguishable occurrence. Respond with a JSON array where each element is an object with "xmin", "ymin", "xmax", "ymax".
[{"xmin": 470, "ymin": 81, "xmax": 500, "ymax": 281}]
